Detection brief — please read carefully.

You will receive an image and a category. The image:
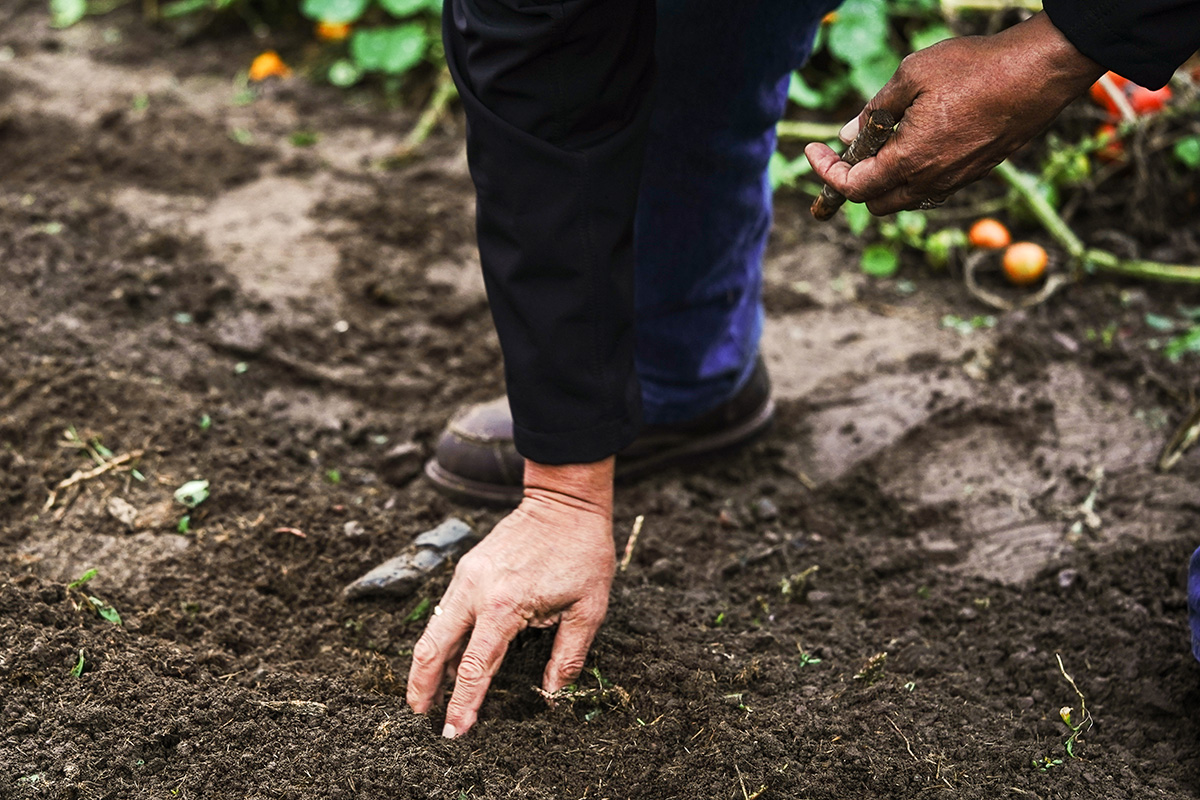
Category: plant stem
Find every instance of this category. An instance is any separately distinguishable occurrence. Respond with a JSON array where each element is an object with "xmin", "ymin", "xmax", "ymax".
[
  {"xmin": 403, "ymin": 69, "xmax": 457, "ymax": 152},
  {"xmin": 1082, "ymin": 249, "xmax": 1200, "ymax": 283},
  {"xmin": 992, "ymin": 160, "xmax": 1084, "ymax": 258},
  {"xmin": 993, "ymin": 160, "xmax": 1200, "ymax": 284},
  {"xmin": 776, "ymin": 120, "xmax": 845, "ymax": 142}
]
